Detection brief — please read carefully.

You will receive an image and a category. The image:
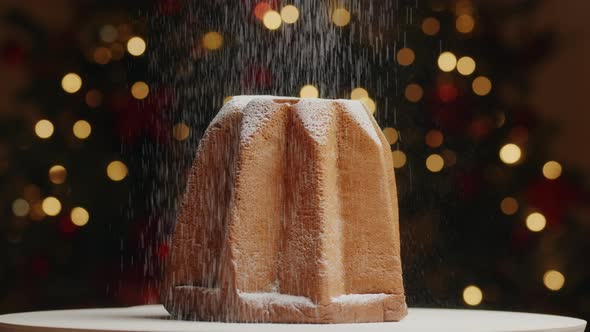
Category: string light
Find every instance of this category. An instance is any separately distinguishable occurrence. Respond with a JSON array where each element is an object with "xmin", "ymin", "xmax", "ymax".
[
  {"xmin": 73, "ymin": 120, "xmax": 92, "ymax": 139},
  {"xmin": 127, "ymin": 36, "xmax": 146, "ymax": 56},
  {"xmin": 463, "ymin": 285, "xmax": 483, "ymax": 306},
  {"xmin": 107, "ymin": 160, "xmax": 128, "ymax": 181},
  {"xmin": 543, "ymin": 270, "xmax": 565, "ymax": 291},
  {"xmin": 254, "ymin": 2, "xmax": 272, "ymax": 20},
  {"xmin": 263, "ymin": 10, "xmax": 282, "ymax": 30},
  {"xmin": 499, "ymin": 144, "xmax": 521, "ymax": 165},
  {"xmin": 332, "ymin": 8, "xmax": 351, "ymax": 27},
  {"xmin": 70, "ymin": 207, "xmax": 90, "ymax": 227},
  {"xmin": 360, "ymin": 97, "xmax": 376, "ymax": 114},
  {"xmin": 382, "ymin": 128, "xmax": 399, "ymax": 145},
  {"xmin": 93, "ymin": 47, "xmax": 112, "ymax": 65},
  {"xmin": 526, "ymin": 212, "xmax": 546, "ymax": 232},
  {"xmin": 422, "ymin": 17, "xmax": 440, "ymax": 36},
  {"xmin": 437, "ymin": 52, "xmax": 457, "ymax": 72},
  {"xmin": 49, "ymin": 165, "xmax": 67, "ymax": 184},
  {"xmin": 405, "ymin": 83, "xmax": 423, "ymax": 102},
  {"xmin": 350, "ymin": 87, "xmax": 369, "ymax": 100},
  {"xmin": 131, "ymin": 81, "xmax": 149, "ymax": 100},
  {"xmin": 202, "ymin": 32, "xmax": 224, "ymax": 50},
  {"xmin": 425, "ymin": 130, "xmax": 444, "ymax": 148},
  {"xmin": 397, "ymin": 48, "xmax": 415, "ymax": 66},
  {"xmin": 61, "ymin": 73, "xmax": 82, "ymax": 93},
  {"xmin": 300, "ymin": 85, "xmax": 319, "ymax": 98},
  {"xmin": 85, "ymin": 89, "xmax": 103, "ymax": 108},
  {"xmin": 12, "ymin": 199, "xmax": 30, "ymax": 217},
  {"xmin": 42, "ymin": 196, "xmax": 62, "ymax": 216},
  {"xmin": 472, "ymin": 76, "xmax": 492, "ymax": 96},
  {"xmin": 457, "ymin": 56, "xmax": 476, "ymax": 75},
  {"xmin": 173, "ymin": 123, "xmax": 190, "ymax": 141},
  {"xmin": 500, "ymin": 197, "xmax": 518, "ymax": 215},
  {"xmin": 35, "ymin": 120, "xmax": 54, "ymax": 139},
  {"xmin": 542, "ymin": 161, "xmax": 562, "ymax": 180},
  {"xmin": 99, "ymin": 25, "xmax": 118, "ymax": 43},
  {"xmin": 391, "ymin": 150, "xmax": 407, "ymax": 168},
  {"xmin": 456, "ymin": 14, "xmax": 475, "ymax": 33},
  {"xmin": 280, "ymin": 5, "xmax": 299, "ymax": 24},
  {"xmin": 426, "ymin": 154, "xmax": 444, "ymax": 172}
]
